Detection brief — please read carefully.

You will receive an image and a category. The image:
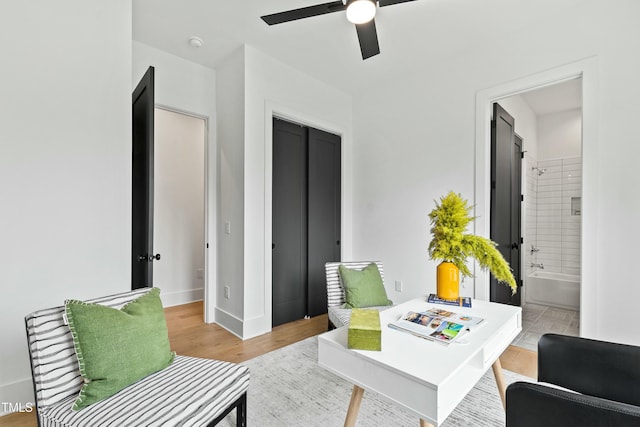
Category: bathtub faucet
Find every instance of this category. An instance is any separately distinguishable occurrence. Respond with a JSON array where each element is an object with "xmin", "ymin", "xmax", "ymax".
[
  {"xmin": 531, "ymin": 263, "xmax": 544, "ymax": 269},
  {"xmin": 530, "ymin": 245, "xmax": 540, "ymax": 254}
]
